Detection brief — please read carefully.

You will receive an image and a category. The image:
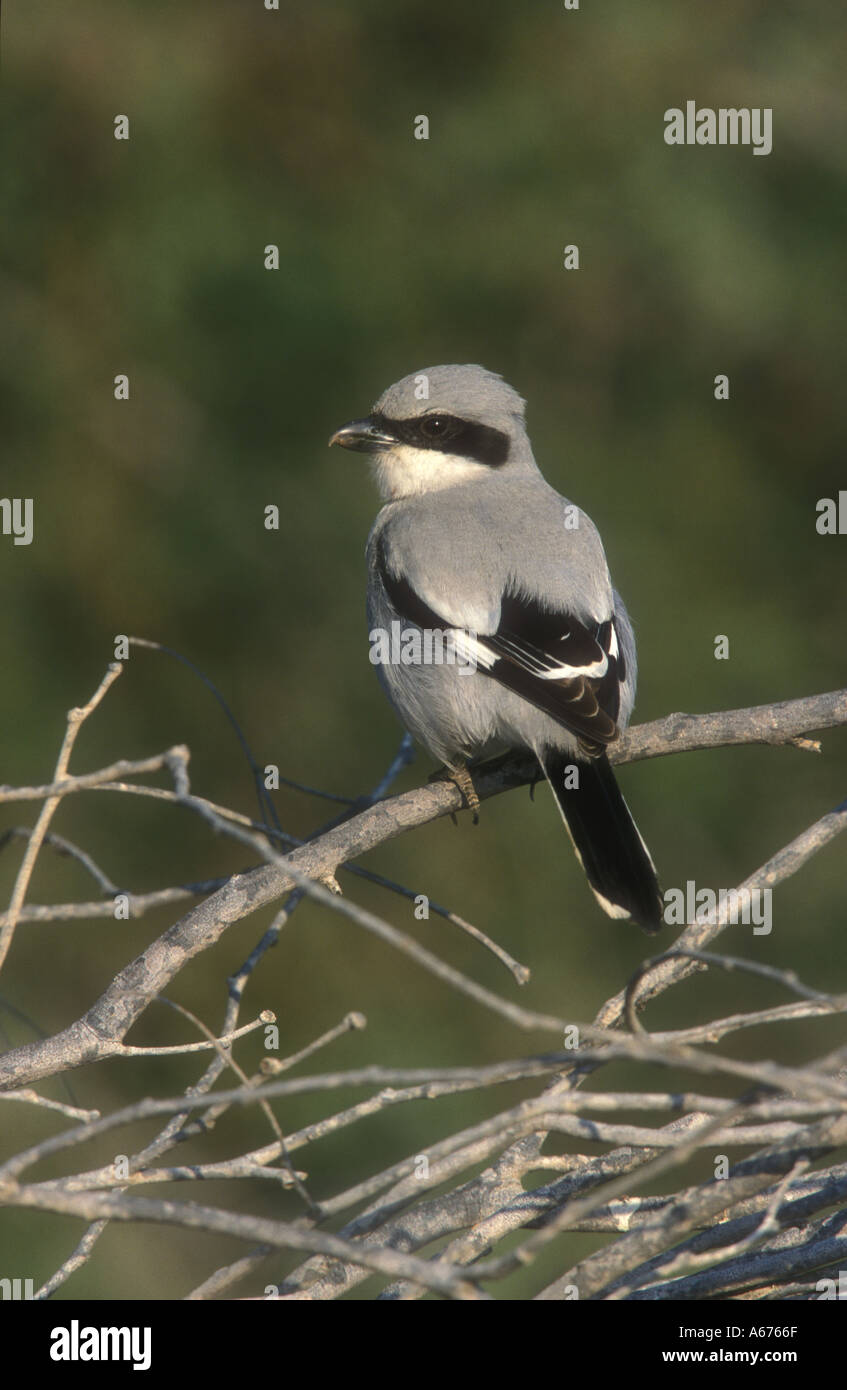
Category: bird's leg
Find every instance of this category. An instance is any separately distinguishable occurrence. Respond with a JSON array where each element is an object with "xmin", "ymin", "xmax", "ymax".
[{"xmin": 429, "ymin": 759, "xmax": 480, "ymax": 823}]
